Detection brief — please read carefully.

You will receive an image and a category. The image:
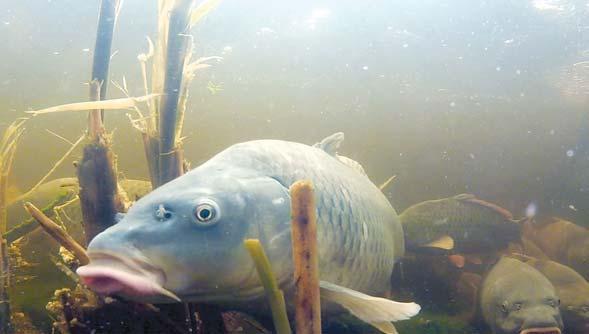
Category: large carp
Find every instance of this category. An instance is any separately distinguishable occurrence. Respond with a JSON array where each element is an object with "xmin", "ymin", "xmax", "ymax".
[
  {"xmin": 77, "ymin": 133, "xmax": 420, "ymax": 333},
  {"xmin": 479, "ymin": 257, "xmax": 563, "ymax": 334}
]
